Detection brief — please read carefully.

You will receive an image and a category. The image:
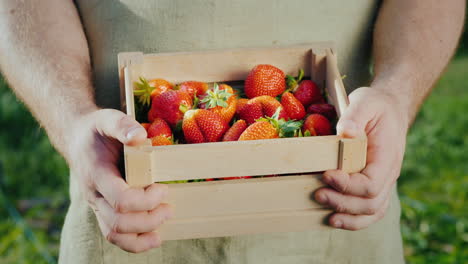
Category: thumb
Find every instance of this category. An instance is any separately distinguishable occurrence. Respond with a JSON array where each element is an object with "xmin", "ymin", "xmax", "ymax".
[
  {"xmin": 94, "ymin": 109, "xmax": 147, "ymax": 146},
  {"xmin": 336, "ymin": 88, "xmax": 374, "ymax": 138}
]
